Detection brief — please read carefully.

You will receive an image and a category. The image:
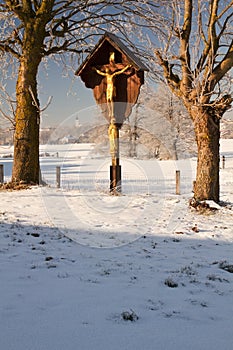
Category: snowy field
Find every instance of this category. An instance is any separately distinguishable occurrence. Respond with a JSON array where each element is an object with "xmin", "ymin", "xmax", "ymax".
[{"xmin": 0, "ymin": 140, "xmax": 233, "ymax": 350}]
